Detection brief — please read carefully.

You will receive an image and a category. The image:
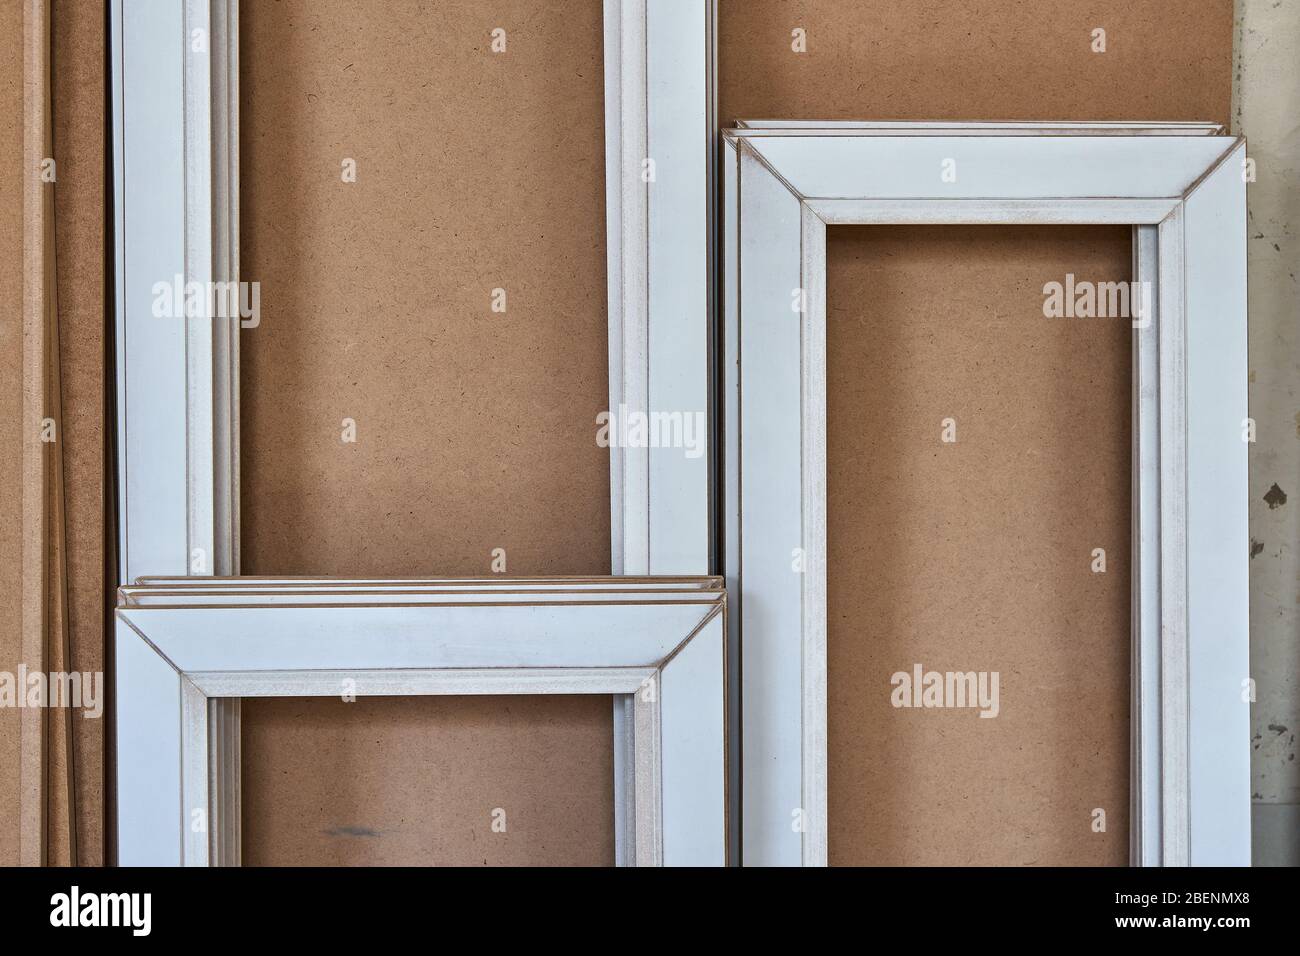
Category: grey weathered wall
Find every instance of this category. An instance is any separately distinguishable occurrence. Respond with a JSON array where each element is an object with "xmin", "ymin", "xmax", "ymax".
[{"xmin": 1236, "ymin": 0, "xmax": 1300, "ymax": 867}]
